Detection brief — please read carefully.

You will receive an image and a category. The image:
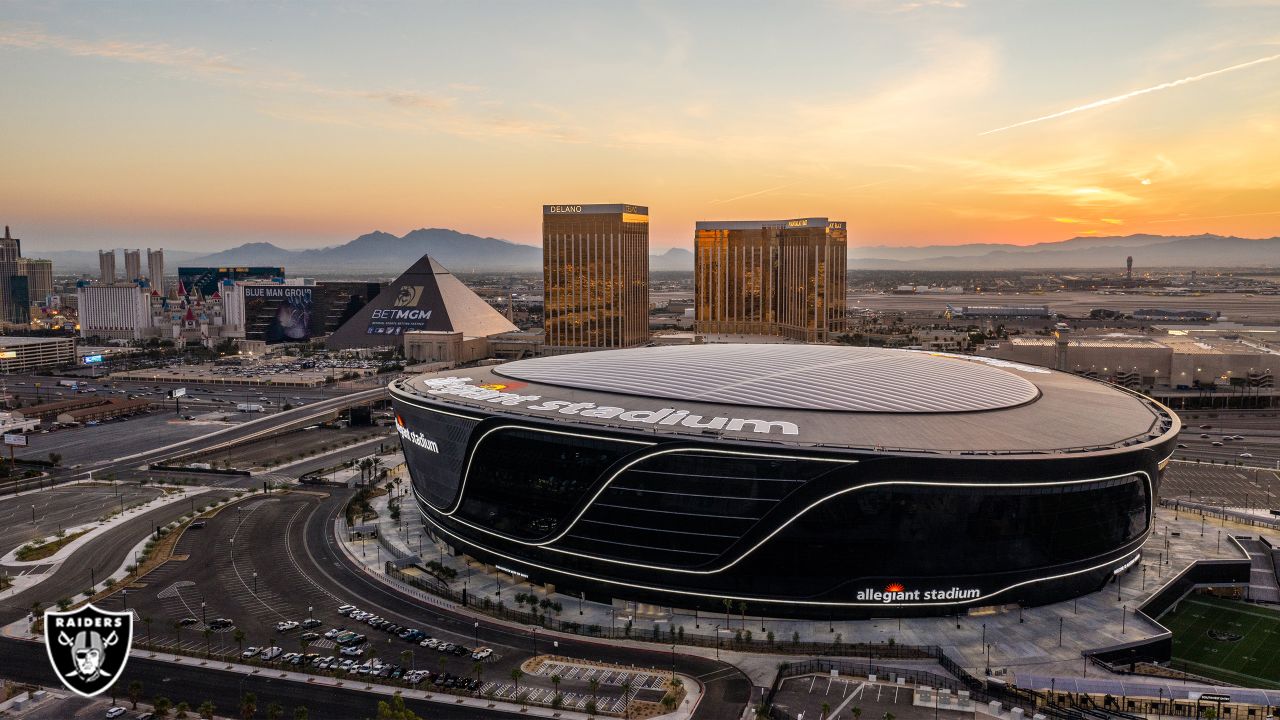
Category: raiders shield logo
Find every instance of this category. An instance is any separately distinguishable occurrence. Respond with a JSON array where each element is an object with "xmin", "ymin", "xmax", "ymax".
[
  {"xmin": 394, "ymin": 285, "xmax": 424, "ymax": 307},
  {"xmin": 44, "ymin": 604, "xmax": 132, "ymax": 698}
]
